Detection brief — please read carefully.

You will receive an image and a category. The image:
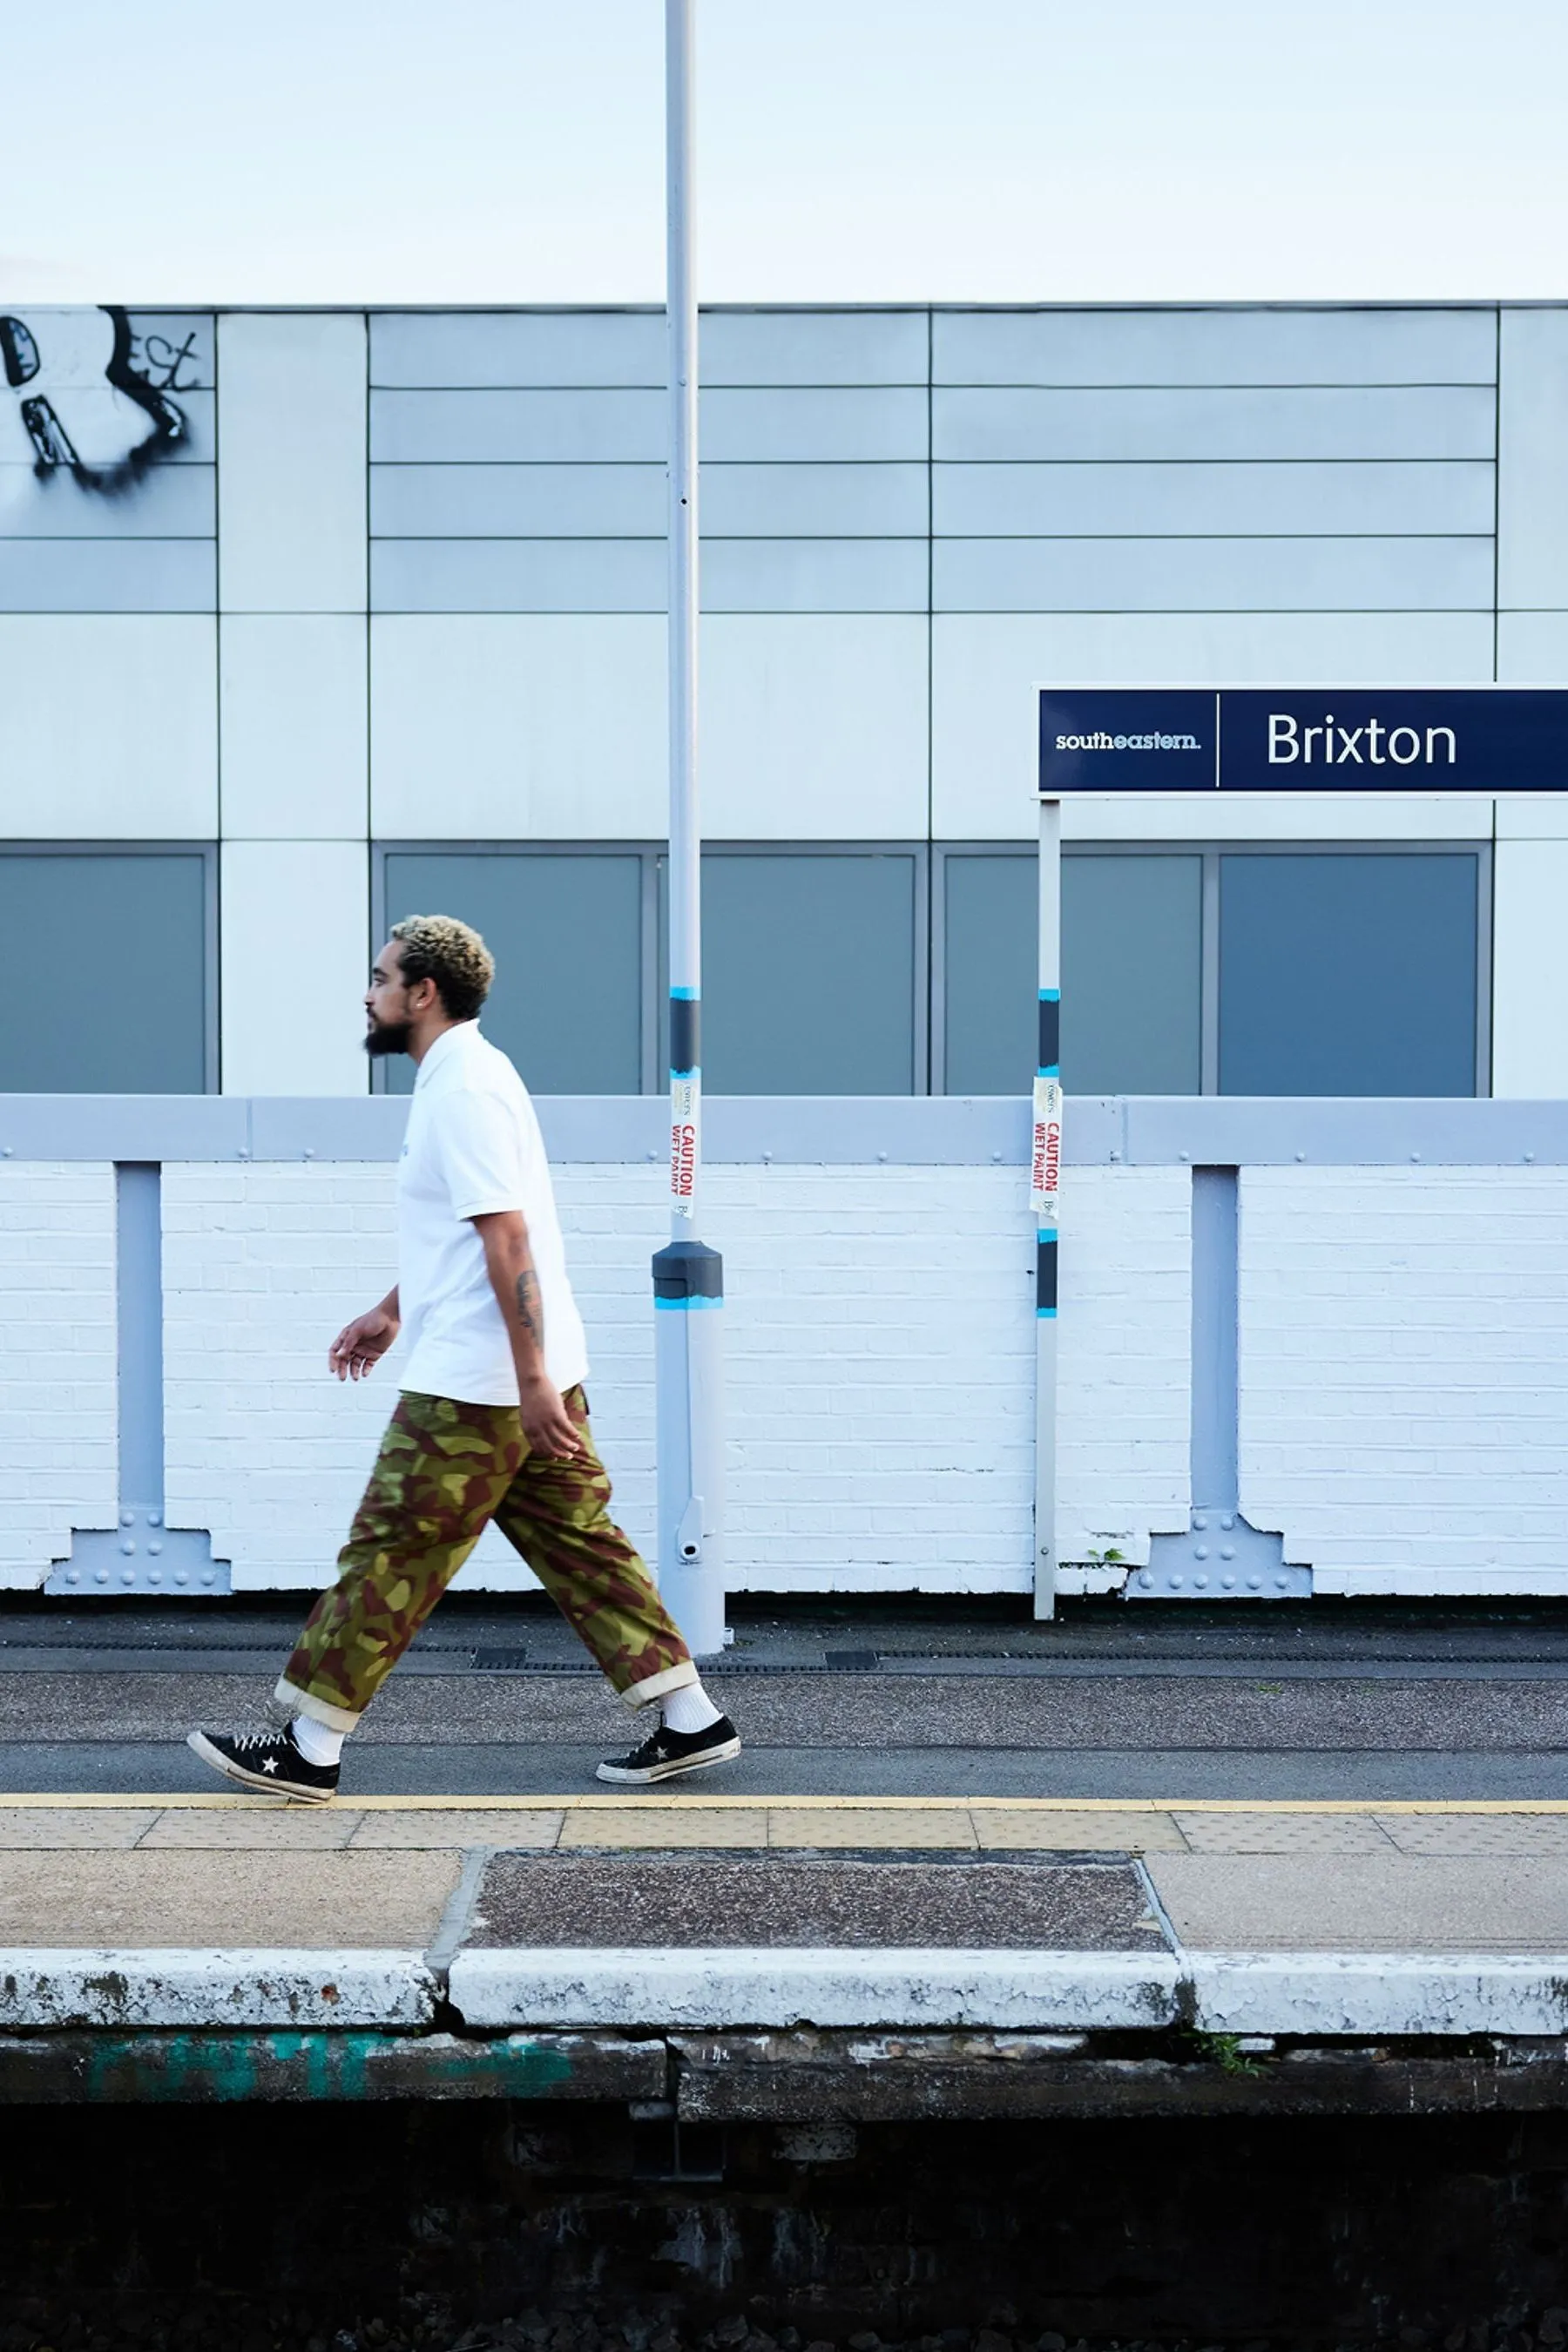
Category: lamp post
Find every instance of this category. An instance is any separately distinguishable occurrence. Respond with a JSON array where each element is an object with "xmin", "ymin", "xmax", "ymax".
[{"xmin": 652, "ymin": 0, "xmax": 726, "ymax": 1657}]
